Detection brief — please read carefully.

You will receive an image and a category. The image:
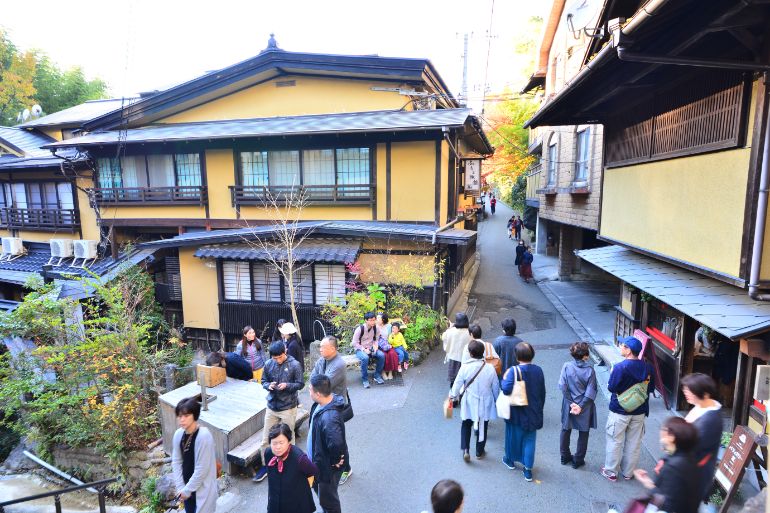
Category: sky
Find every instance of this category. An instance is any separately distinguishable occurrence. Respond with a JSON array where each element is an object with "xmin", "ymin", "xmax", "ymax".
[{"xmin": 1, "ymin": 0, "xmax": 547, "ymax": 111}]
